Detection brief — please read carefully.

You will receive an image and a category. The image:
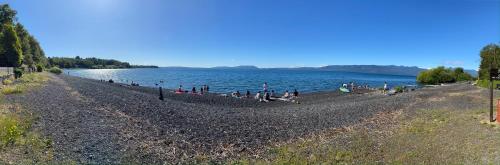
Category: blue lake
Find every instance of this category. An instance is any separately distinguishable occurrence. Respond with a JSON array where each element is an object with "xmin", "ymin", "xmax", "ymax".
[{"xmin": 65, "ymin": 68, "xmax": 417, "ymax": 94}]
